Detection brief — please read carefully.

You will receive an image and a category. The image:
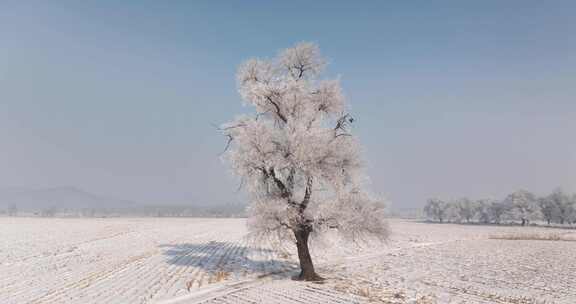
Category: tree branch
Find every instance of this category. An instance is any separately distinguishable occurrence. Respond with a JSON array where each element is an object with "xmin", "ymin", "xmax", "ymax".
[
  {"xmin": 274, "ymin": 215, "xmax": 292, "ymax": 230},
  {"xmin": 334, "ymin": 114, "xmax": 353, "ymax": 133},
  {"xmin": 300, "ymin": 177, "xmax": 313, "ymax": 212},
  {"xmin": 269, "ymin": 168, "xmax": 291, "ymax": 199},
  {"xmin": 220, "ymin": 134, "xmax": 234, "ymax": 155},
  {"xmin": 266, "ymin": 95, "xmax": 287, "ymax": 123},
  {"xmin": 316, "ymin": 217, "xmax": 339, "ymax": 229},
  {"xmin": 286, "ymin": 168, "xmax": 295, "ymax": 192},
  {"xmin": 214, "ymin": 122, "xmax": 248, "ymax": 155}
]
